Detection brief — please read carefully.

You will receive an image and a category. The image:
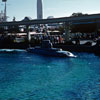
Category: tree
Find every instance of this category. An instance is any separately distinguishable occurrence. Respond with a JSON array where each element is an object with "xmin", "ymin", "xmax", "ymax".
[
  {"xmin": 71, "ymin": 12, "xmax": 88, "ymax": 17},
  {"xmin": 58, "ymin": 26, "xmax": 64, "ymax": 34}
]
